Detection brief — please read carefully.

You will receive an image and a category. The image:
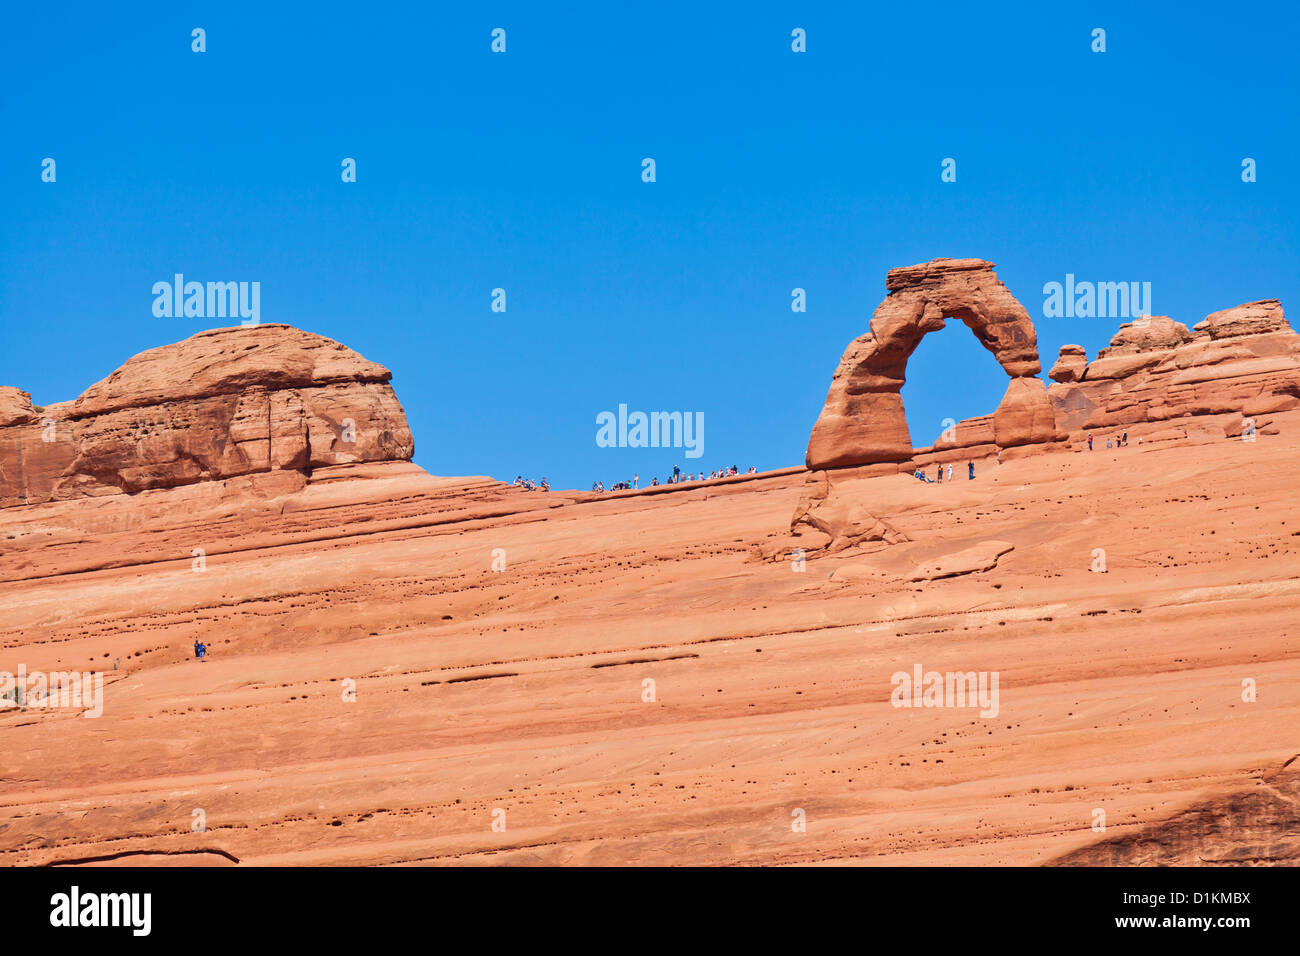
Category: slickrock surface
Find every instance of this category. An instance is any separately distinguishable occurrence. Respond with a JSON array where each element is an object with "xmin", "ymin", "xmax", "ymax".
[
  {"xmin": 2, "ymin": 416, "xmax": 1297, "ymax": 865},
  {"xmin": 806, "ymin": 259, "xmax": 1044, "ymax": 469},
  {"xmin": 908, "ymin": 540, "xmax": 1014, "ymax": 581},
  {"xmin": 0, "ymin": 325, "xmax": 413, "ymax": 508}
]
